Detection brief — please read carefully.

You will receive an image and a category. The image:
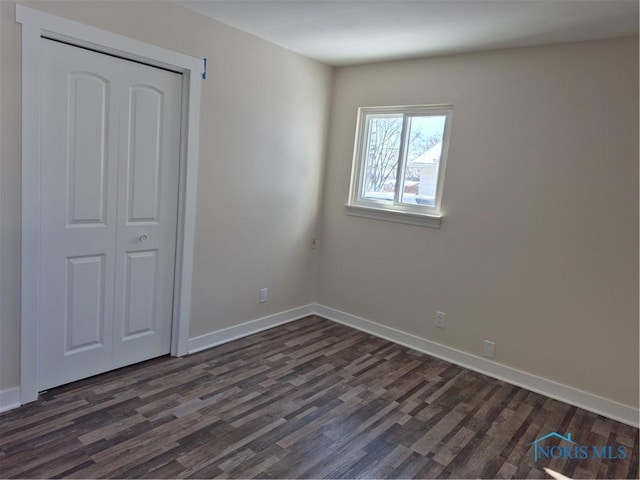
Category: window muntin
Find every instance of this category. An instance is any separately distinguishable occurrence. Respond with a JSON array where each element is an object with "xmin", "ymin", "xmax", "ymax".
[{"xmin": 349, "ymin": 105, "xmax": 452, "ymax": 222}]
